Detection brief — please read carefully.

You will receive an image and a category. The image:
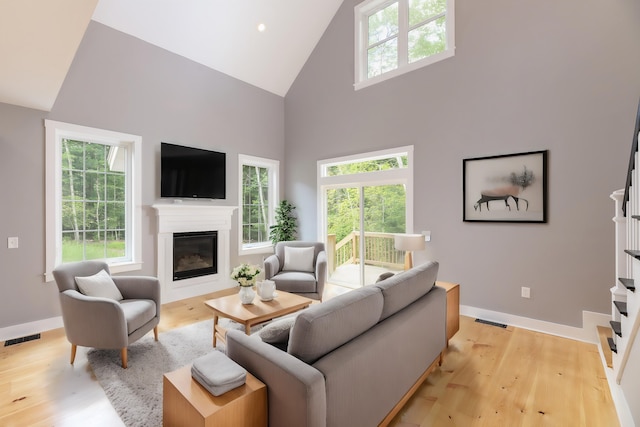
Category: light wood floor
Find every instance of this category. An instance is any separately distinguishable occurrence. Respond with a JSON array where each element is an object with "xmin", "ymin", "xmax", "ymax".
[{"xmin": 0, "ymin": 286, "xmax": 618, "ymax": 427}]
